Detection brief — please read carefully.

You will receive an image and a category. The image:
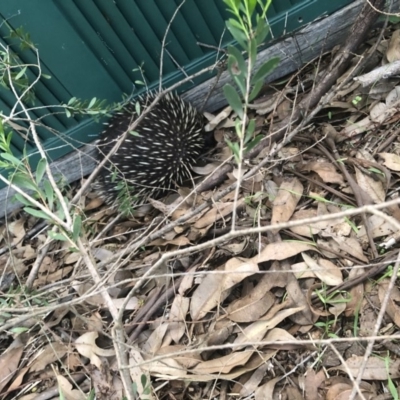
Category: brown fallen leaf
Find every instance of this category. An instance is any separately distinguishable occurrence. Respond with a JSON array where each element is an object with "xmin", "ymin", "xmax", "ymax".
[
  {"xmin": 253, "ymin": 241, "xmax": 316, "ymax": 263},
  {"xmin": 56, "ymin": 374, "xmax": 86, "ymax": 400},
  {"xmin": 75, "ymin": 332, "xmax": 115, "ymax": 370},
  {"xmin": 271, "ymin": 177, "xmax": 303, "ymax": 232},
  {"xmin": 169, "ymin": 294, "xmax": 189, "ymax": 343},
  {"xmin": 301, "ymin": 161, "xmax": 345, "ymax": 185},
  {"xmin": 0, "ymin": 337, "xmax": 25, "ymax": 392},
  {"xmin": 190, "ymin": 257, "xmax": 259, "ymax": 320},
  {"xmin": 333, "ymin": 355, "xmax": 400, "ymax": 380}
]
